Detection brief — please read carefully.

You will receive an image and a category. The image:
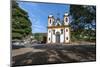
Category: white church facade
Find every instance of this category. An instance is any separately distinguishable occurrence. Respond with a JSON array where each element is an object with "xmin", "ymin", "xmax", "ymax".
[{"xmin": 47, "ymin": 13, "xmax": 70, "ymax": 44}]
